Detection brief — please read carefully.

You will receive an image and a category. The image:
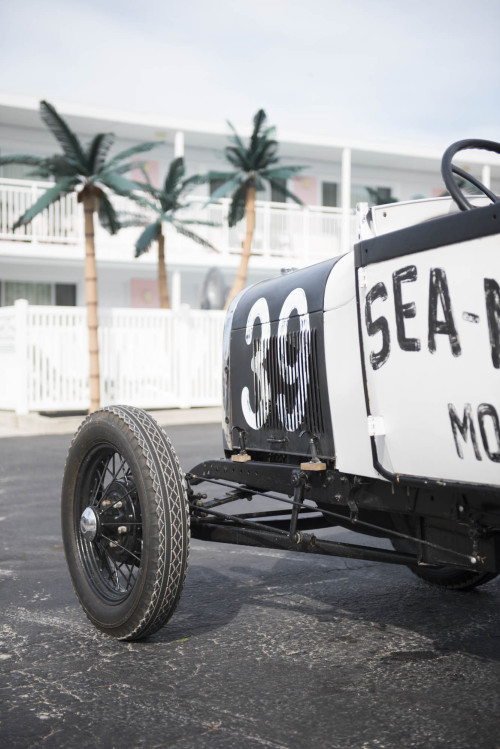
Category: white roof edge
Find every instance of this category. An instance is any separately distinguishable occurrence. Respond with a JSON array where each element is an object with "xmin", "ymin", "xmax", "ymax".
[{"xmin": 0, "ymin": 90, "xmax": 498, "ymax": 166}]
